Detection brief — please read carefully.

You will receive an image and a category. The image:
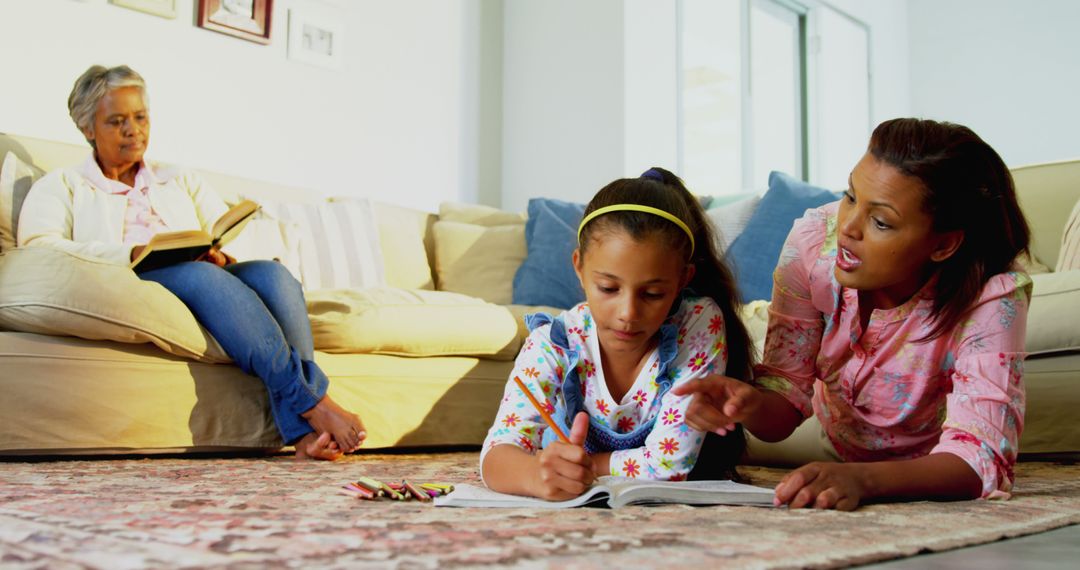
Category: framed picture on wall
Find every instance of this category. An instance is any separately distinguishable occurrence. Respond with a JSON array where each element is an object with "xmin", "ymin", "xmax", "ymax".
[
  {"xmin": 109, "ymin": 0, "xmax": 177, "ymax": 19},
  {"xmin": 287, "ymin": 2, "xmax": 344, "ymax": 69},
  {"xmin": 197, "ymin": 0, "xmax": 273, "ymax": 45}
]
